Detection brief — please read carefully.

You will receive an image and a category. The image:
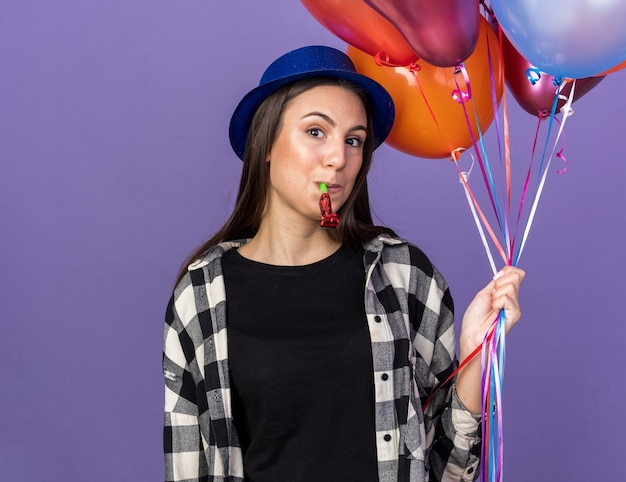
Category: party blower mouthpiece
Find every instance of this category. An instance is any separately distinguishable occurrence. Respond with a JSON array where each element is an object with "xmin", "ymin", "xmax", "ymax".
[{"xmin": 319, "ymin": 183, "xmax": 339, "ymax": 228}]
